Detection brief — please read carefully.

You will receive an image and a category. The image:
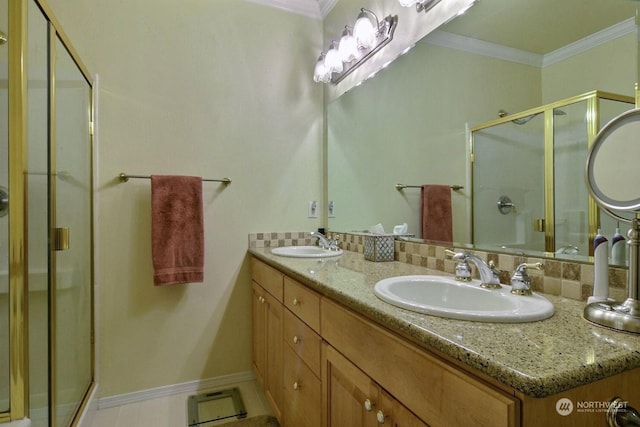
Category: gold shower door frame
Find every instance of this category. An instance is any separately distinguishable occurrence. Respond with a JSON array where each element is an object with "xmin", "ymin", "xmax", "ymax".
[
  {"xmin": 4, "ymin": 0, "xmax": 95, "ymax": 425},
  {"xmin": 469, "ymin": 90, "xmax": 635, "ymax": 256}
]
